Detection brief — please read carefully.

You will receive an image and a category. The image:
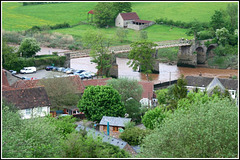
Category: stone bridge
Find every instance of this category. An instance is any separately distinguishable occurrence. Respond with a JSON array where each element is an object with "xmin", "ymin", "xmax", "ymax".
[{"xmin": 59, "ymin": 39, "xmax": 217, "ymax": 77}]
